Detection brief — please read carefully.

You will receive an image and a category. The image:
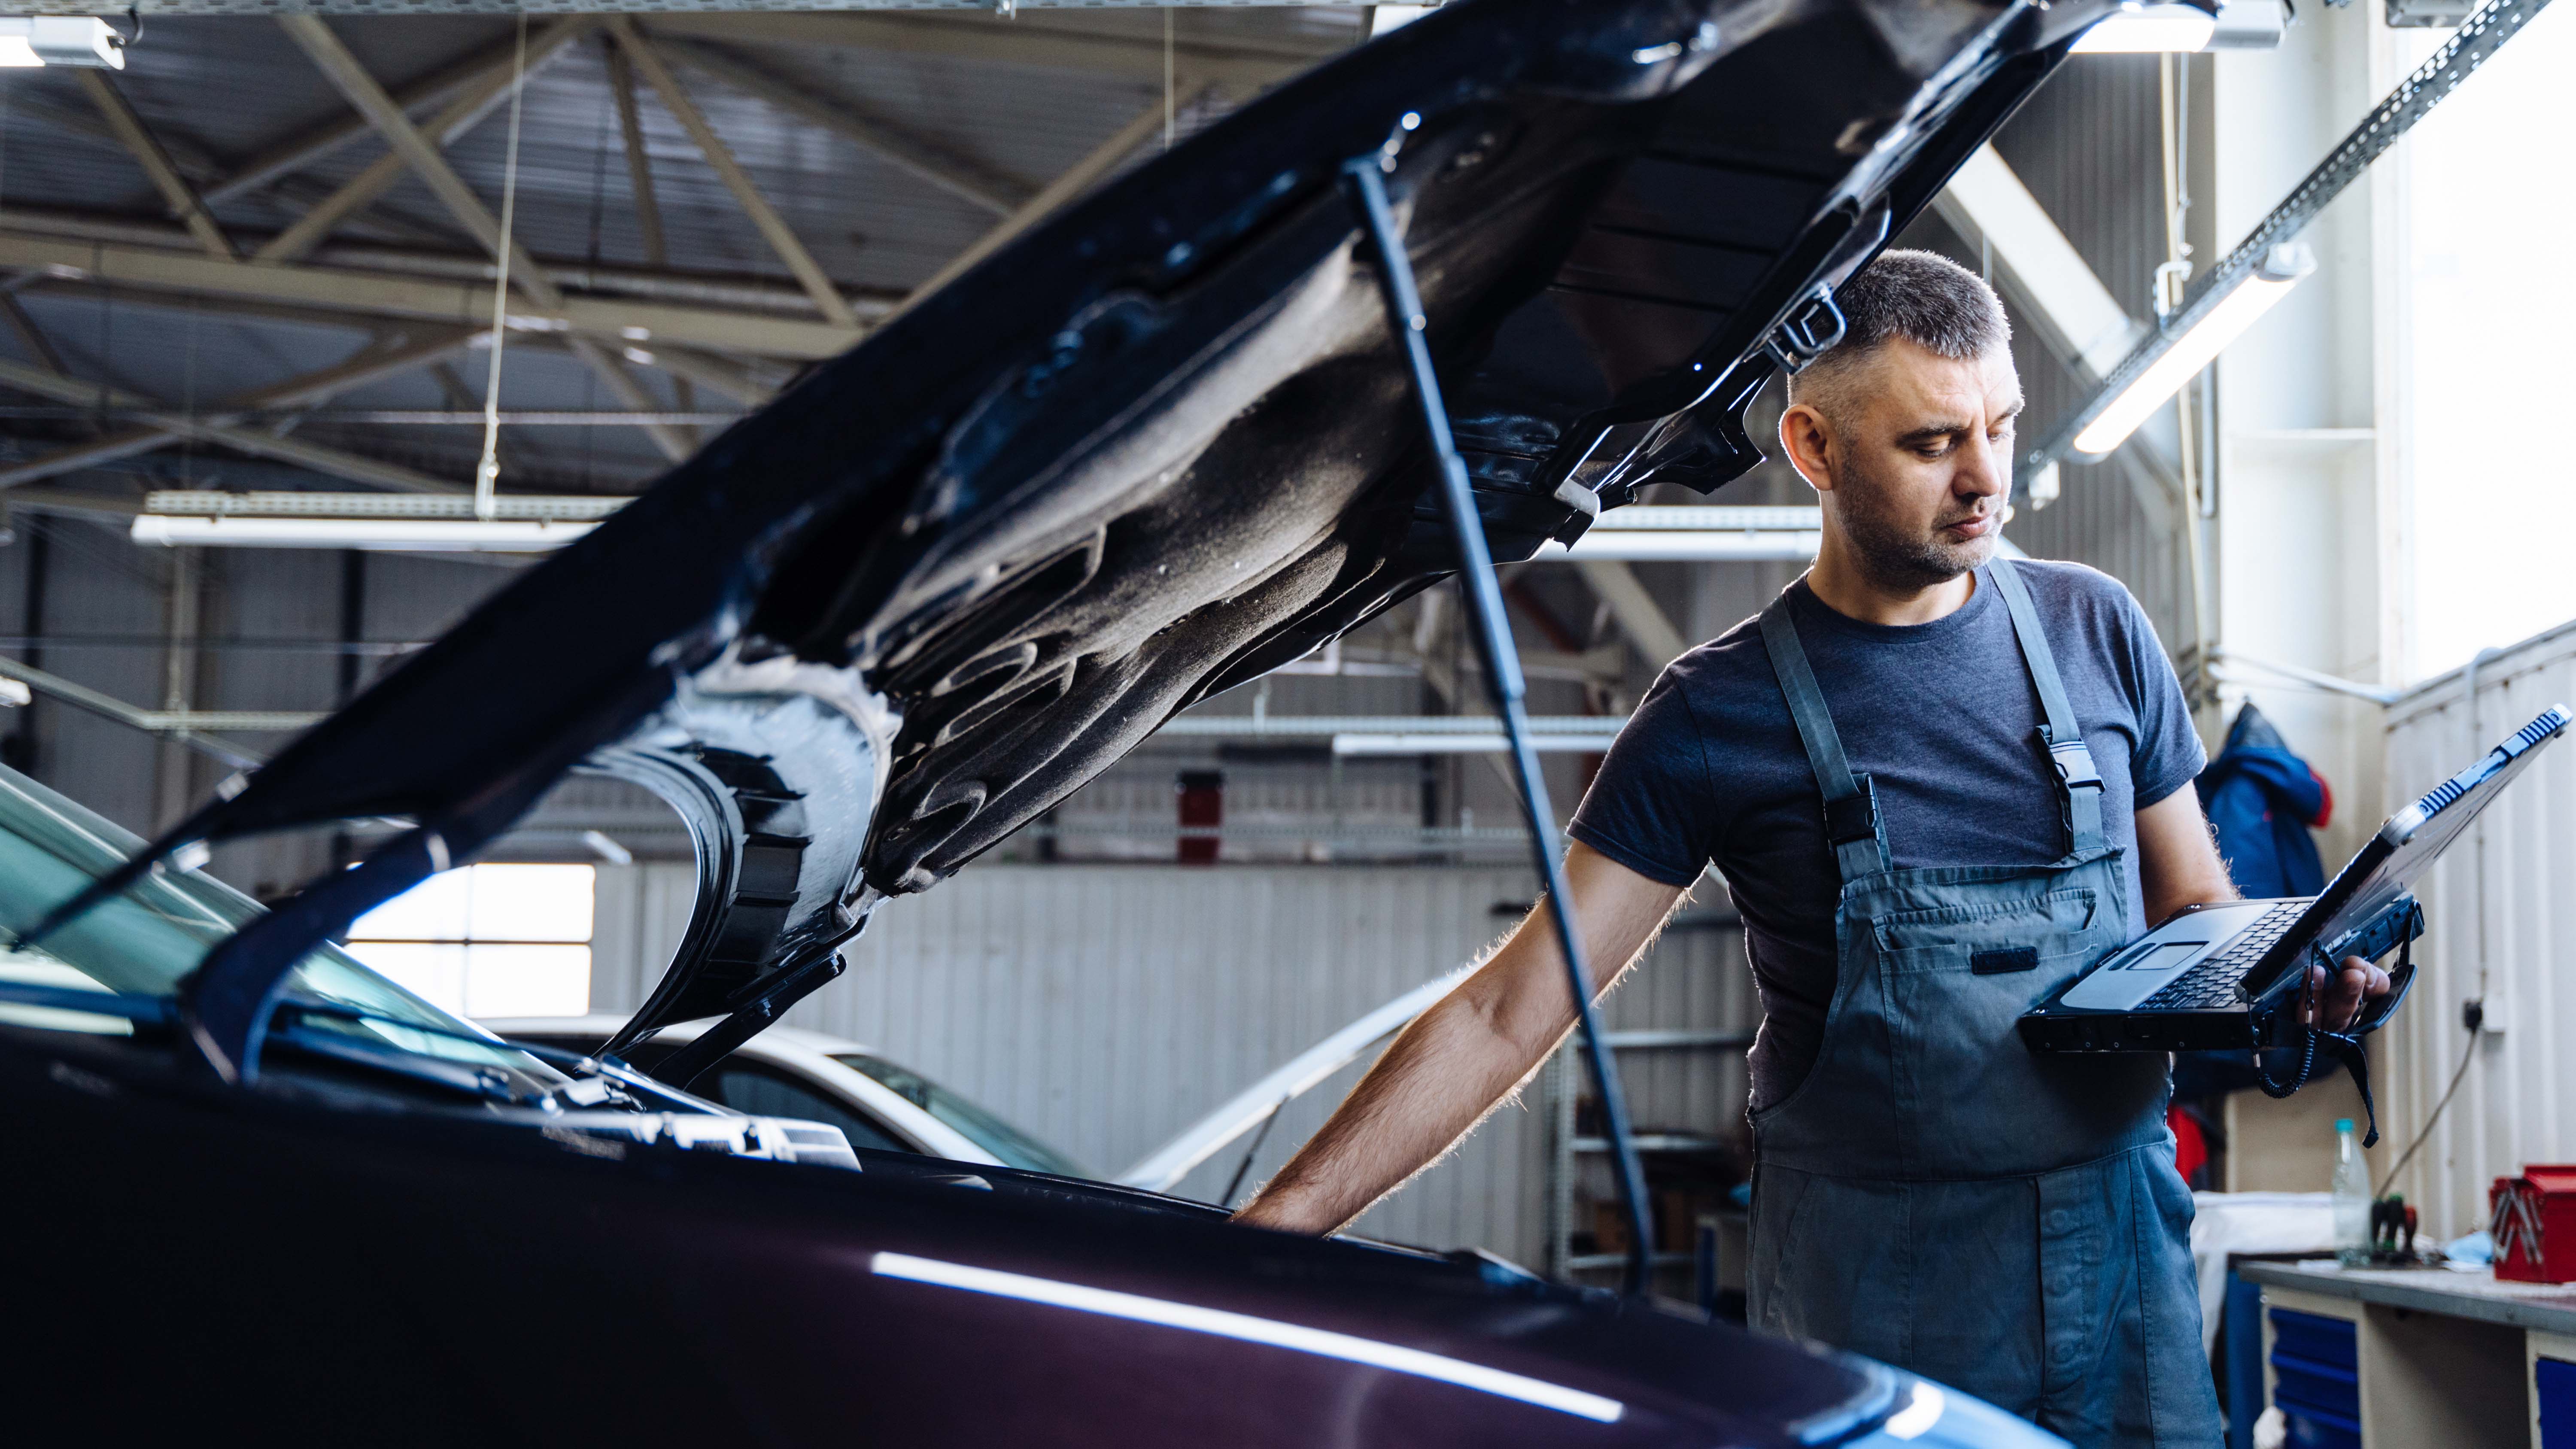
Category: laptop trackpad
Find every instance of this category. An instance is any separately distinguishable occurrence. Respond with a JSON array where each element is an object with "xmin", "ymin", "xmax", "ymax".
[{"xmin": 2060, "ymin": 905, "xmax": 2272, "ymax": 1010}]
